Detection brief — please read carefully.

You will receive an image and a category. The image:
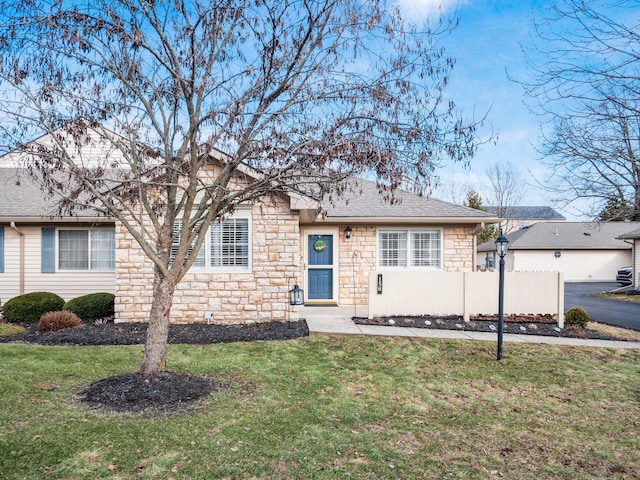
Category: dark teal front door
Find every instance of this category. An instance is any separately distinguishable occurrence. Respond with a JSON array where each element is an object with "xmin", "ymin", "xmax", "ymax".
[{"xmin": 307, "ymin": 234, "xmax": 333, "ymax": 300}]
